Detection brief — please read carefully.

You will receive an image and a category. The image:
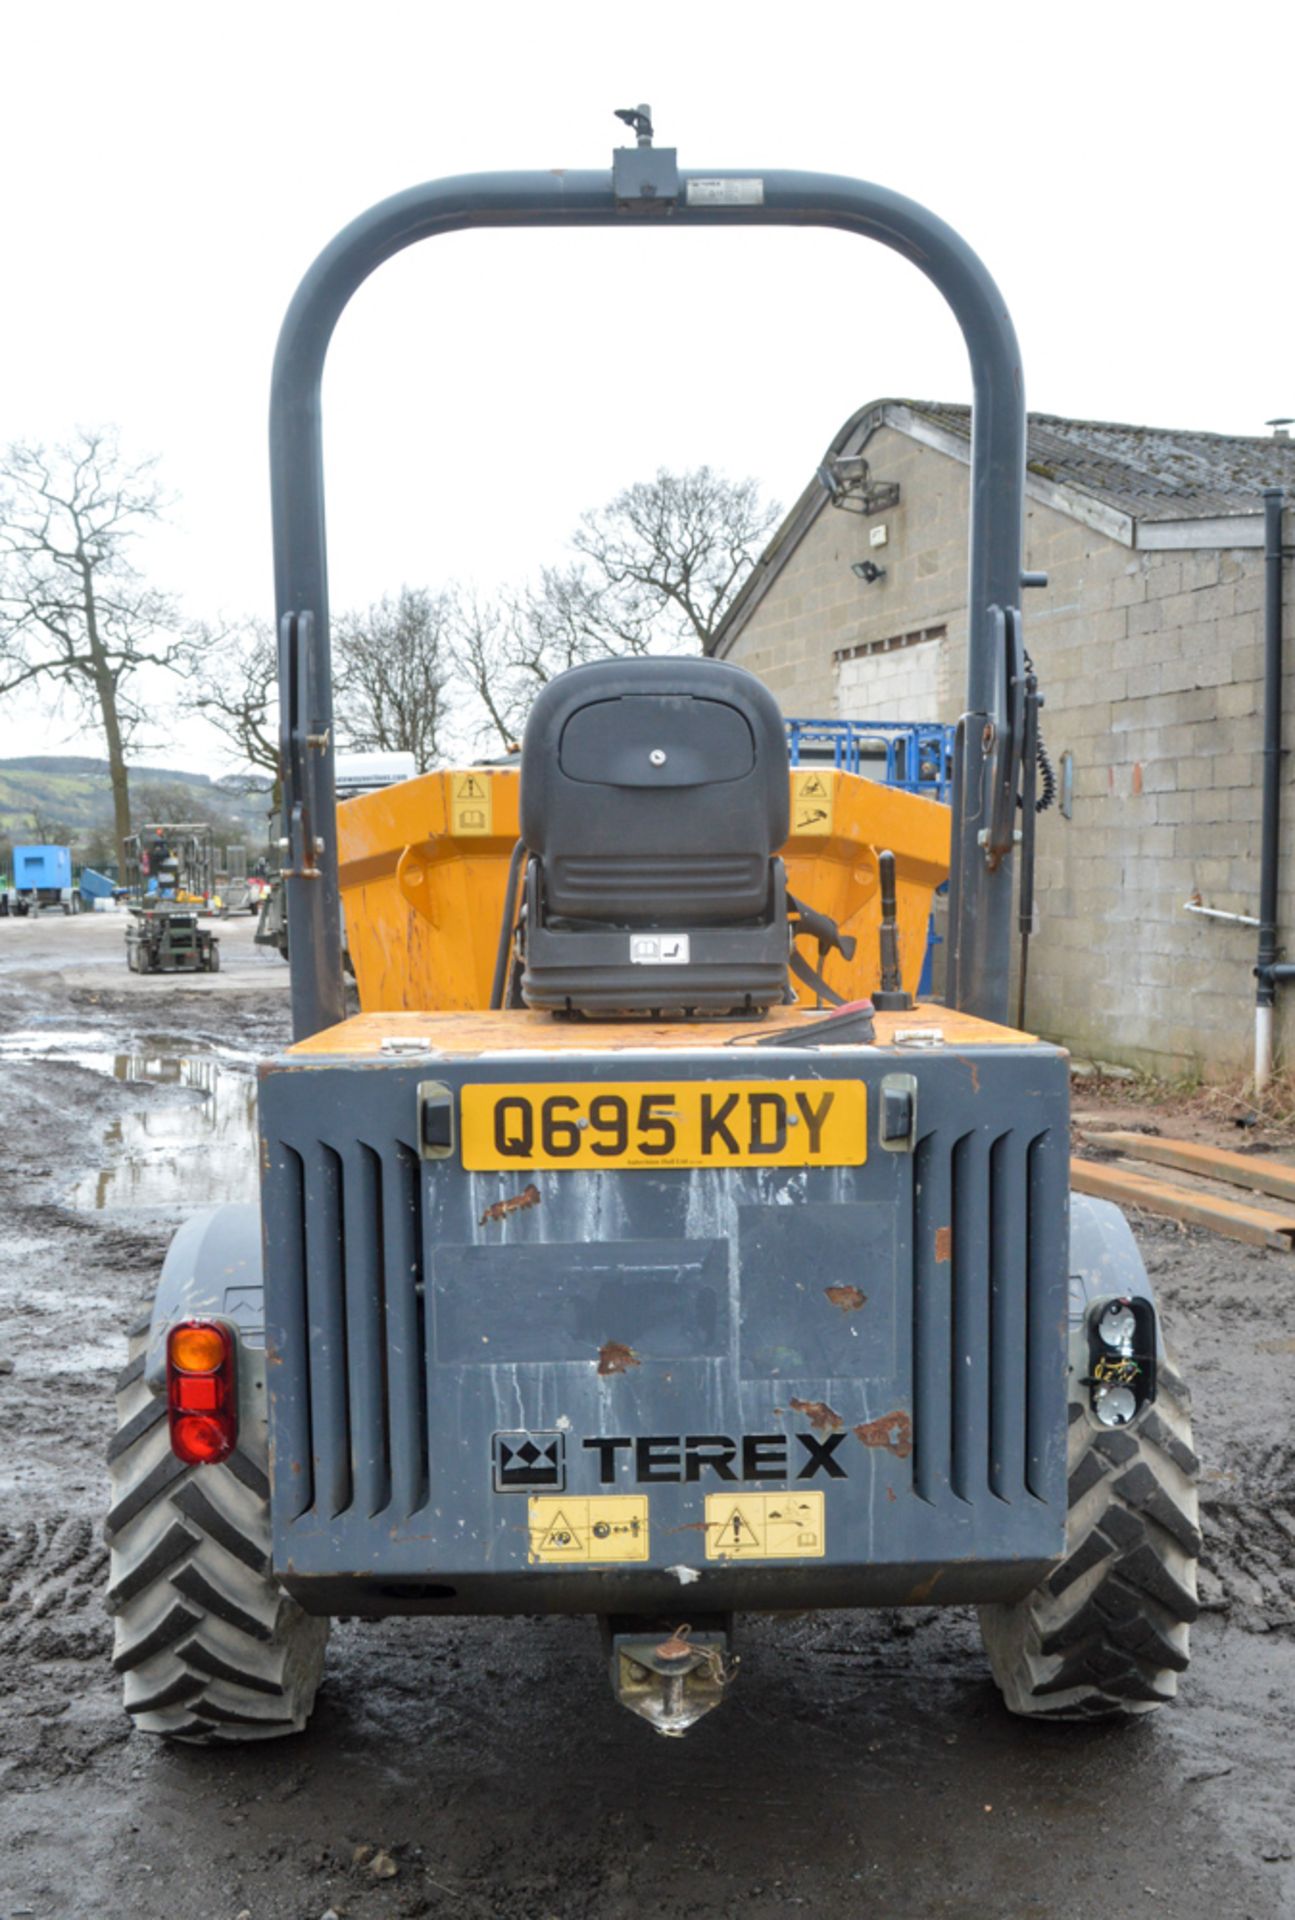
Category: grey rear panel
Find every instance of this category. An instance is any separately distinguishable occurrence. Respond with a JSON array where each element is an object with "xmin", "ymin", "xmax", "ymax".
[{"xmin": 259, "ymin": 1043, "xmax": 1070, "ymax": 1615}]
